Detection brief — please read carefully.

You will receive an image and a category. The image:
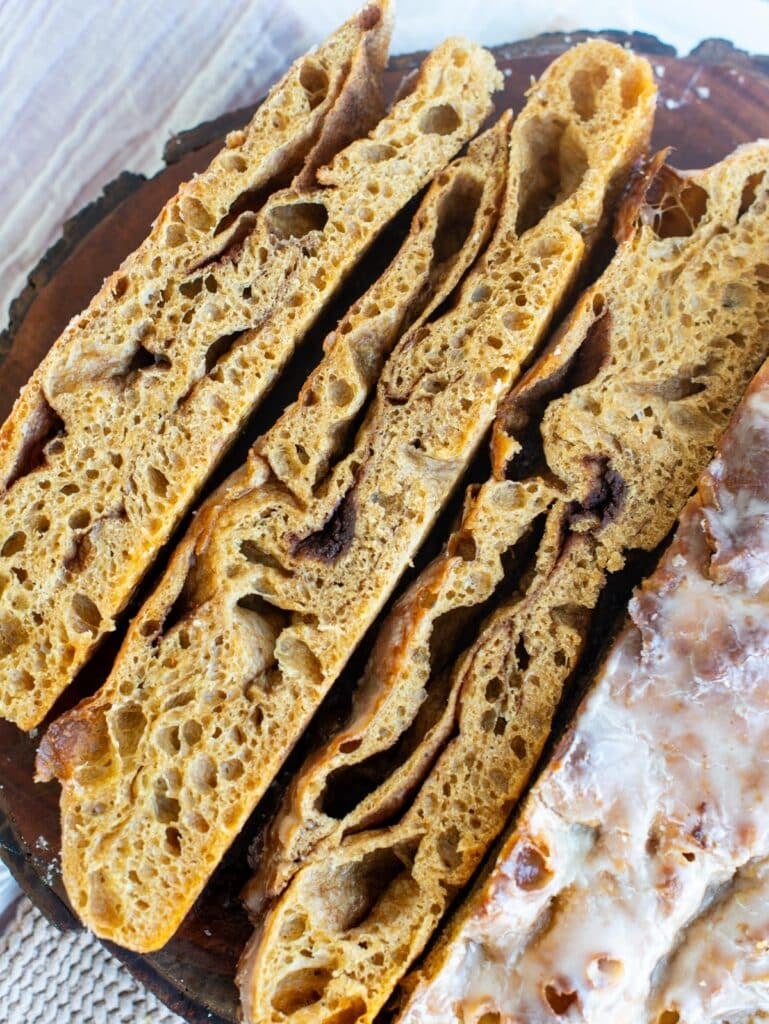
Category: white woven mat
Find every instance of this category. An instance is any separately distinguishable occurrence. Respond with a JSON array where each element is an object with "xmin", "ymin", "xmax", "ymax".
[{"xmin": 0, "ymin": 897, "xmax": 184, "ymax": 1024}]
